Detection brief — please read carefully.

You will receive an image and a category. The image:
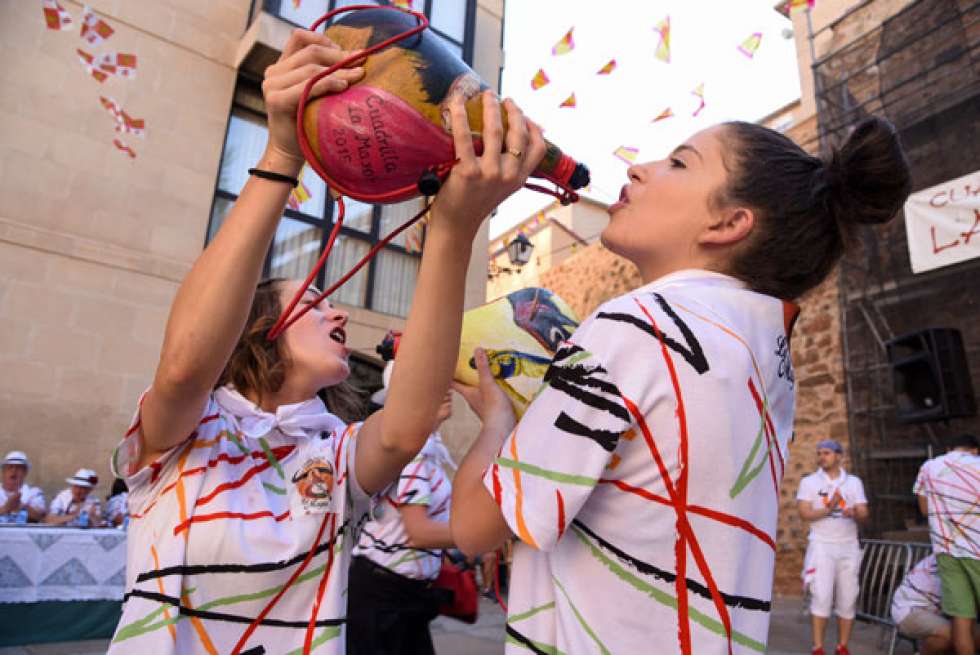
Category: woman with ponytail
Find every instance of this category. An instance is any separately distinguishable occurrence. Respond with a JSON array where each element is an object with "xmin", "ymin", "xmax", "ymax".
[
  {"xmin": 107, "ymin": 30, "xmax": 545, "ymax": 655},
  {"xmin": 450, "ymin": 118, "xmax": 911, "ymax": 654}
]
